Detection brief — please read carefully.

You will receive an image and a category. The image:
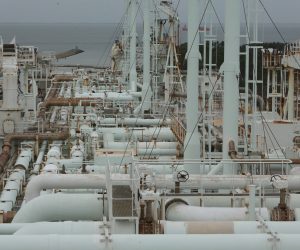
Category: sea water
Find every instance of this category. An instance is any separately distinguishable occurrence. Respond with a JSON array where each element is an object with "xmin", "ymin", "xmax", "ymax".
[{"xmin": 0, "ymin": 22, "xmax": 300, "ymax": 66}]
